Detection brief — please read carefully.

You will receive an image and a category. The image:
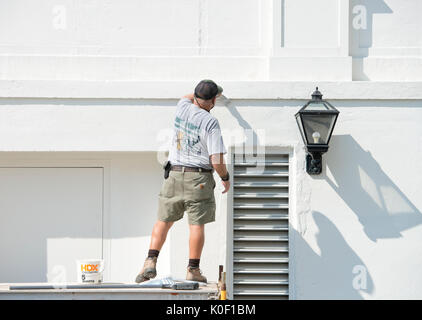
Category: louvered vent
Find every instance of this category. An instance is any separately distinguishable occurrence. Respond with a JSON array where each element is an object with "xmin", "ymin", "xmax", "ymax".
[{"xmin": 232, "ymin": 153, "xmax": 289, "ymax": 300}]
